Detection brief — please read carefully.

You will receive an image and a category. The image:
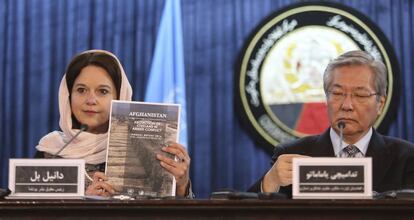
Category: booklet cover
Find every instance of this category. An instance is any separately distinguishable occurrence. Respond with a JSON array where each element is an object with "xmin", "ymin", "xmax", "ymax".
[{"xmin": 106, "ymin": 100, "xmax": 180, "ymax": 198}]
